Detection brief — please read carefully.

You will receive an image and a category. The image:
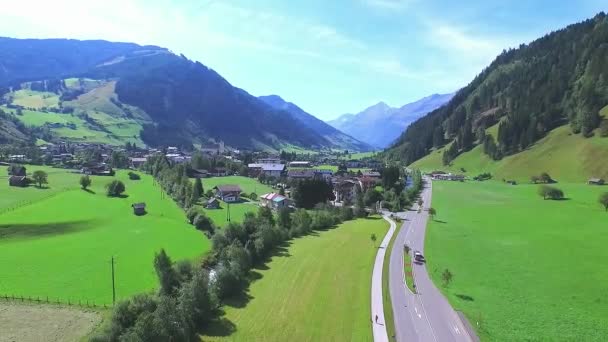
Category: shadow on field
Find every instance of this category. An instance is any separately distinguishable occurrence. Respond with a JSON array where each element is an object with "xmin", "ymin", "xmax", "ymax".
[
  {"xmin": 456, "ymin": 294, "xmax": 474, "ymax": 301},
  {"xmin": 433, "ymin": 220, "xmax": 447, "ymax": 224},
  {"xmin": 0, "ymin": 220, "xmax": 95, "ymax": 239},
  {"xmin": 203, "ymin": 315, "xmax": 237, "ymax": 337},
  {"xmin": 82, "ymin": 188, "xmax": 96, "ymax": 194}
]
